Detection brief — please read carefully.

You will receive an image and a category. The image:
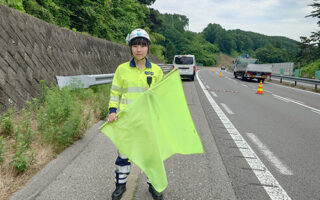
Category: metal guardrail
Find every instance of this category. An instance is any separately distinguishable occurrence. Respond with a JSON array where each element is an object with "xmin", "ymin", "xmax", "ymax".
[
  {"xmin": 56, "ymin": 64, "xmax": 173, "ymax": 89},
  {"xmin": 271, "ymin": 74, "xmax": 320, "ymax": 89},
  {"xmin": 158, "ymin": 64, "xmax": 173, "ymax": 74},
  {"xmin": 56, "ymin": 74, "xmax": 114, "ymax": 89}
]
